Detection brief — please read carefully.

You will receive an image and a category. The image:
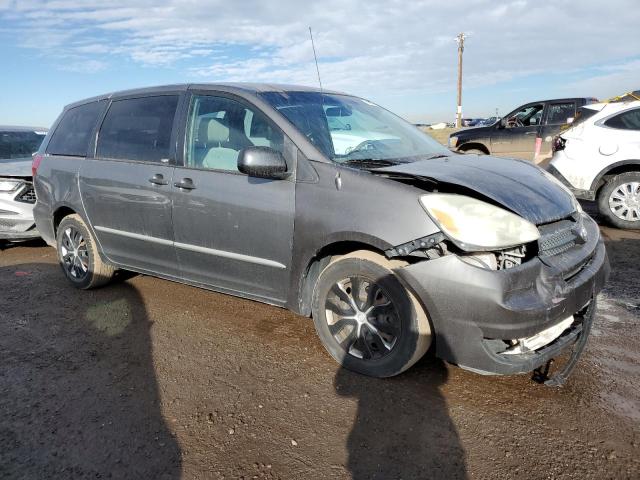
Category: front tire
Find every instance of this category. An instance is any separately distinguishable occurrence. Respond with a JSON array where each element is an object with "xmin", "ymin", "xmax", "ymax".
[
  {"xmin": 56, "ymin": 214, "xmax": 115, "ymax": 289},
  {"xmin": 598, "ymin": 172, "xmax": 640, "ymax": 230},
  {"xmin": 460, "ymin": 148, "xmax": 486, "ymax": 155},
  {"xmin": 311, "ymin": 251, "xmax": 432, "ymax": 378}
]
